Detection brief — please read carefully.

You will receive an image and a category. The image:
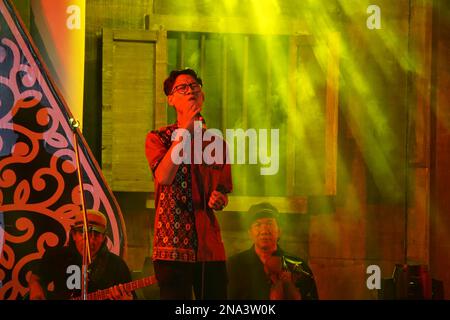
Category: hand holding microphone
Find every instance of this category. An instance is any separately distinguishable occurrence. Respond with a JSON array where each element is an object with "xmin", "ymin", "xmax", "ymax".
[
  {"xmin": 208, "ymin": 190, "xmax": 228, "ymax": 211},
  {"xmin": 179, "ymin": 100, "xmax": 202, "ymax": 133}
]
